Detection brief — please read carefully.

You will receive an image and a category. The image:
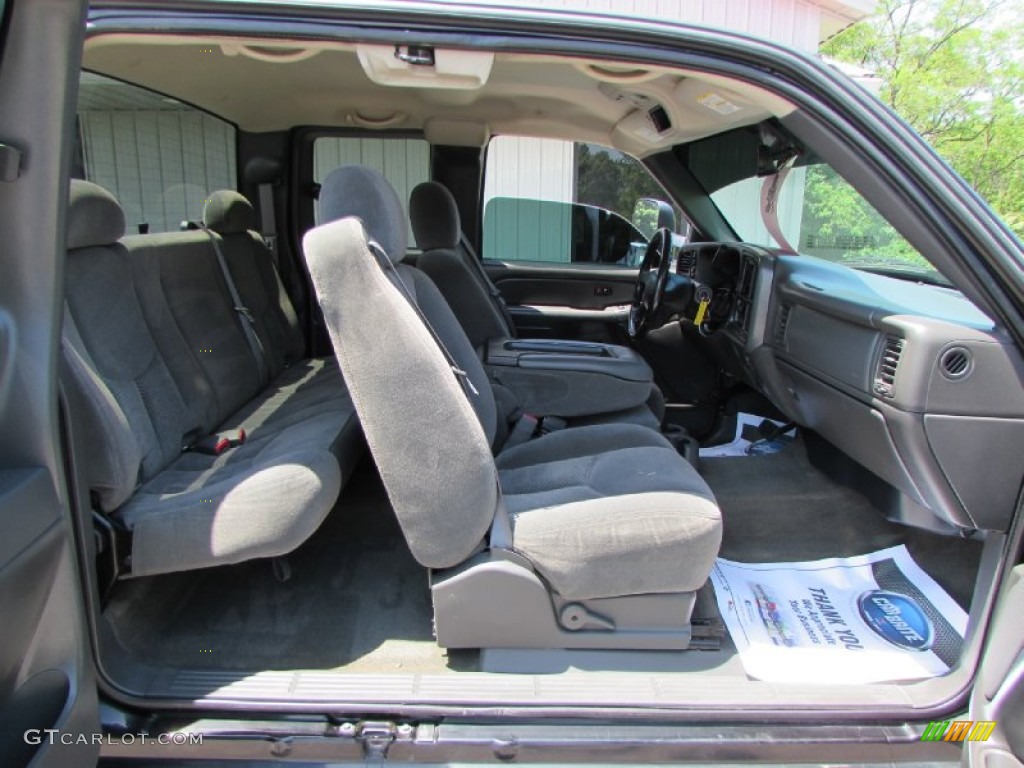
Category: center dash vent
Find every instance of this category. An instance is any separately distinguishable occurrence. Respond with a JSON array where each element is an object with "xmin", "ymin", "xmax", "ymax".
[
  {"xmin": 874, "ymin": 335, "xmax": 905, "ymax": 397},
  {"xmin": 676, "ymin": 249, "xmax": 696, "ymax": 277},
  {"xmin": 774, "ymin": 304, "xmax": 792, "ymax": 347}
]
